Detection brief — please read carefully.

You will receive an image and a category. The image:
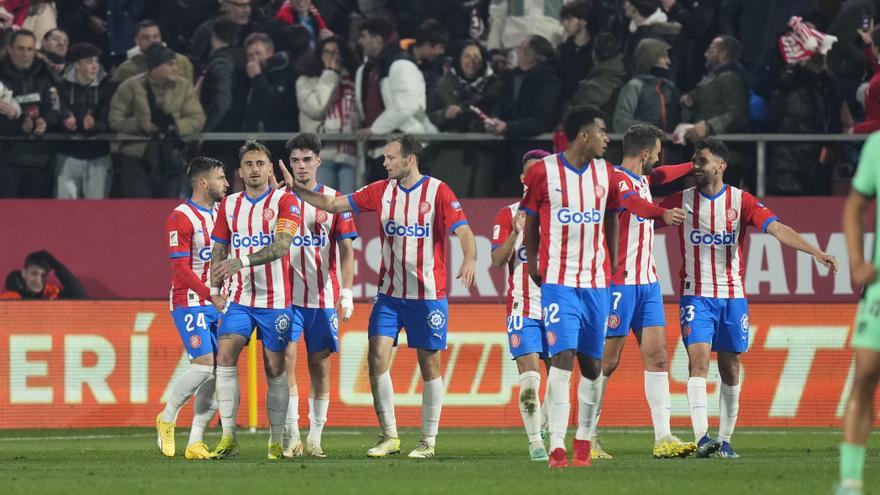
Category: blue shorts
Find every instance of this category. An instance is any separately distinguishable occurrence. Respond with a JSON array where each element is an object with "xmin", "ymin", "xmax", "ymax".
[
  {"xmin": 506, "ymin": 315, "xmax": 548, "ymax": 359},
  {"xmin": 171, "ymin": 305, "xmax": 219, "ymax": 359},
  {"xmin": 607, "ymin": 283, "xmax": 666, "ymax": 337},
  {"xmin": 541, "ymin": 284, "xmax": 610, "ymax": 359},
  {"xmin": 369, "ymin": 294, "xmax": 448, "ymax": 350},
  {"xmin": 291, "ymin": 306, "xmax": 339, "ymax": 354},
  {"xmin": 217, "ymin": 302, "xmax": 293, "ymax": 353},
  {"xmin": 679, "ymin": 296, "xmax": 750, "ymax": 353}
]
